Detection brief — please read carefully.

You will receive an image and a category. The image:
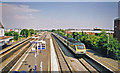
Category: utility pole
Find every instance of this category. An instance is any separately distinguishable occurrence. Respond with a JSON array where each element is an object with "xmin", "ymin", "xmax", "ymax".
[{"xmin": 107, "ymin": 34, "xmax": 109, "ymax": 57}]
